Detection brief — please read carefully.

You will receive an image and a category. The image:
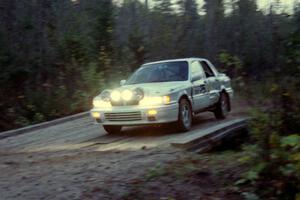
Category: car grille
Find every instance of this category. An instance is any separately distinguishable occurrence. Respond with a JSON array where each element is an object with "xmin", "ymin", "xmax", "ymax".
[
  {"xmin": 104, "ymin": 111, "xmax": 142, "ymax": 121},
  {"xmin": 110, "ymin": 100, "xmax": 139, "ymax": 106}
]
